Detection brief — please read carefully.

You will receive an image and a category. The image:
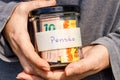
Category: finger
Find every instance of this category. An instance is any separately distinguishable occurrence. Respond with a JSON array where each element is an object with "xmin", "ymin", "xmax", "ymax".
[
  {"xmin": 51, "ymin": 70, "xmax": 66, "ymax": 80},
  {"xmin": 65, "ymin": 59, "xmax": 92, "ymax": 76},
  {"xmin": 16, "ymin": 72, "xmax": 43, "ymax": 80},
  {"xmin": 66, "ymin": 69, "xmax": 99, "ymax": 80},
  {"xmin": 78, "ymin": 70, "xmax": 98, "ymax": 79},
  {"xmin": 51, "ymin": 70, "xmax": 81, "ymax": 80}
]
